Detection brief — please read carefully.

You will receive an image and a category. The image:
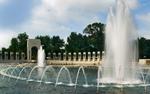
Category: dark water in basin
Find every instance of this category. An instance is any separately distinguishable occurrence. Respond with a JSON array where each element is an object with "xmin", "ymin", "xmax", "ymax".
[
  {"xmin": 0, "ymin": 65, "xmax": 150, "ymax": 94},
  {"xmin": 0, "ymin": 76, "xmax": 149, "ymax": 94}
]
